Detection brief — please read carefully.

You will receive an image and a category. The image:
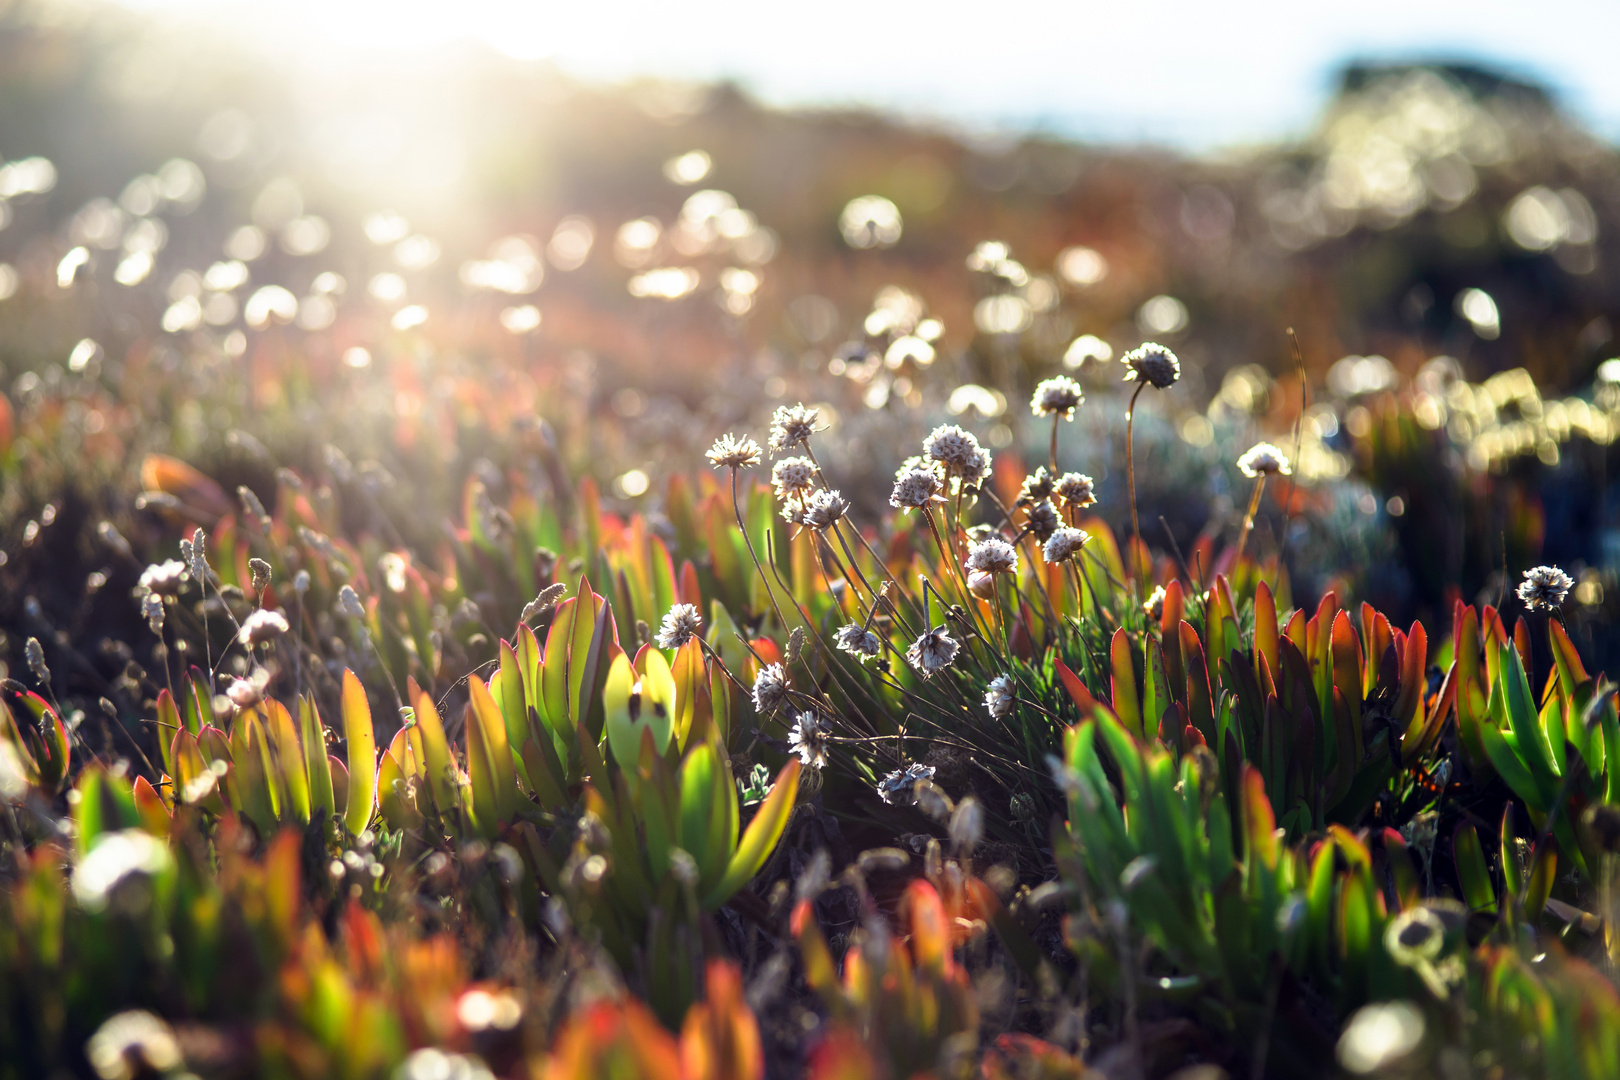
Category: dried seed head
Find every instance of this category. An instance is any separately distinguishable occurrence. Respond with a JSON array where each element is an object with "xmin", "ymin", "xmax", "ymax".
[
  {"xmin": 768, "ymin": 403, "xmax": 822, "ymax": 453},
  {"xmin": 24, "ymin": 637, "xmax": 49, "ymax": 685},
  {"xmin": 788, "ymin": 712, "xmax": 830, "ymax": 769},
  {"xmin": 876, "ymin": 763, "xmax": 936, "ymax": 806},
  {"xmin": 1025, "ymin": 499, "xmax": 1060, "ymax": 542},
  {"xmin": 249, "ymin": 558, "xmax": 273, "ymax": 593},
  {"xmin": 771, "ymin": 456, "xmax": 819, "ymax": 499},
  {"xmin": 656, "ymin": 603, "xmax": 703, "ymax": 649},
  {"xmin": 802, "ymin": 488, "xmax": 851, "ymax": 530},
  {"xmin": 965, "ymin": 537, "xmax": 1018, "ymax": 575},
  {"xmin": 1236, "ymin": 442, "xmax": 1292, "ymax": 478},
  {"xmin": 98, "ymin": 521, "xmax": 133, "ymax": 560},
  {"xmin": 1517, "ymin": 565, "xmax": 1573, "ymax": 612},
  {"xmin": 238, "ymin": 485, "xmax": 271, "ymax": 529},
  {"xmin": 906, "ymin": 626, "xmax": 960, "ymax": 678},
  {"xmin": 834, "ymin": 623, "xmax": 881, "ymax": 662},
  {"xmin": 521, "ymin": 582, "xmax": 568, "ymax": 625},
  {"xmin": 337, "ymin": 584, "xmax": 366, "ymax": 620},
  {"xmin": 706, "ymin": 433, "xmax": 762, "ymax": 470},
  {"xmin": 1054, "ymin": 472, "xmax": 1096, "ymax": 509},
  {"xmin": 142, "ymin": 593, "xmax": 166, "ymax": 635},
  {"xmin": 785, "ymin": 626, "xmax": 805, "ymax": 665},
  {"xmin": 1018, "ymin": 468, "xmax": 1054, "ymax": 504},
  {"xmin": 890, "ymin": 464, "xmax": 946, "ymax": 512},
  {"xmin": 1122, "ymin": 342, "xmax": 1181, "ymax": 389},
  {"xmin": 187, "ymin": 528, "xmax": 208, "ymax": 582},
  {"xmin": 984, "ymin": 675, "xmax": 1015, "ymax": 719},
  {"xmin": 1031, "ymin": 375, "xmax": 1084, "ymax": 419},
  {"xmin": 752, "ymin": 662, "xmax": 789, "ymax": 714},
  {"xmin": 237, "ymin": 609, "xmax": 290, "ymax": 647},
  {"xmin": 1042, "ymin": 526, "xmax": 1090, "ymax": 564}
]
